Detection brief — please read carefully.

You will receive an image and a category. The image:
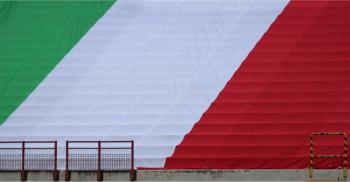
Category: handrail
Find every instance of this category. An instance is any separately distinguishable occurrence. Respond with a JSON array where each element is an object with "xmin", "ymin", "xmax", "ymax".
[
  {"xmin": 65, "ymin": 140, "xmax": 135, "ymax": 181},
  {"xmin": 0, "ymin": 141, "xmax": 58, "ymax": 181},
  {"xmin": 308, "ymin": 132, "xmax": 348, "ymax": 181}
]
